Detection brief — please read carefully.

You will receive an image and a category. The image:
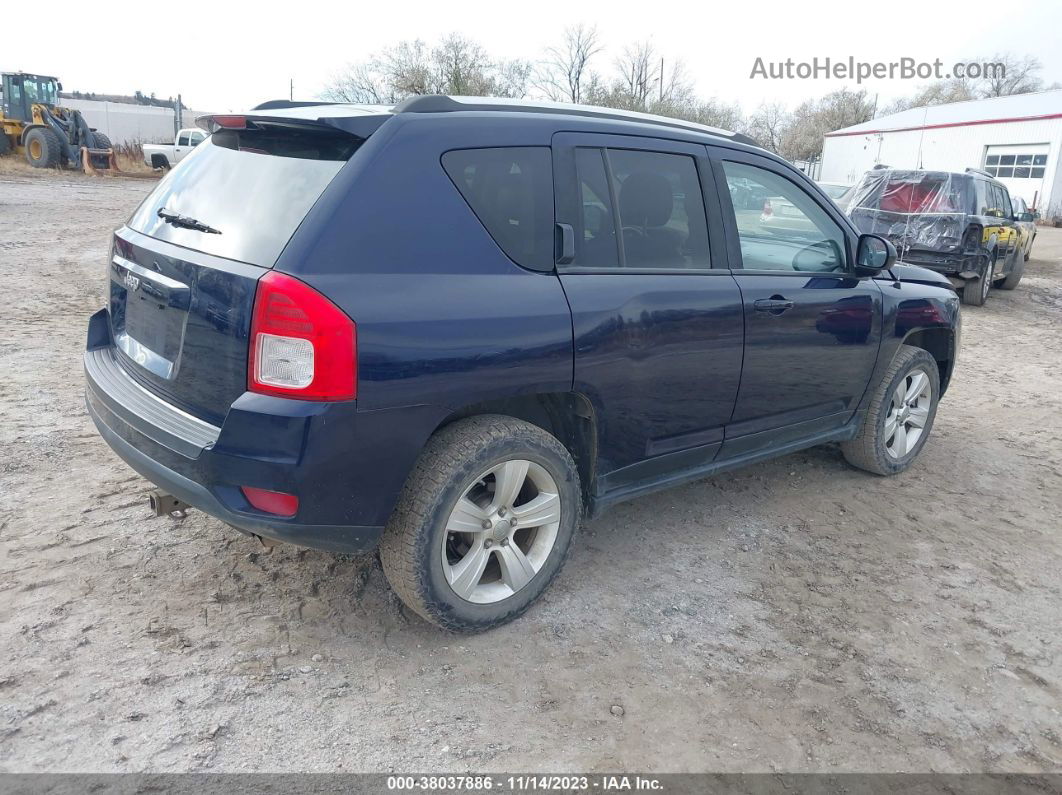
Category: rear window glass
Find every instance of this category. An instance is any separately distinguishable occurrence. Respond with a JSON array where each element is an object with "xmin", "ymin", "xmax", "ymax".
[
  {"xmin": 852, "ymin": 171, "xmax": 970, "ymax": 215},
  {"xmin": 127, "ymin": 126, "xmax": 360, "ymax": 265},
  {"xmin": 442, "ymin": 147, "xmax": 554, "ymax": 270}
]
